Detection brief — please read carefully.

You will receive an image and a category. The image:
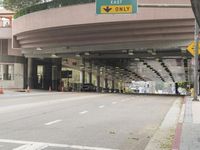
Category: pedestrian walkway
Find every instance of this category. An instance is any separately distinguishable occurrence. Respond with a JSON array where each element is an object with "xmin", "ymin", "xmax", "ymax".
[
  {"xmin": 180, "ymin": 97, "xmax": 200, "ymax": 150},
  {"xmin": 0, "ymin": 89, "xmax": 54, "ymax": 98}
]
